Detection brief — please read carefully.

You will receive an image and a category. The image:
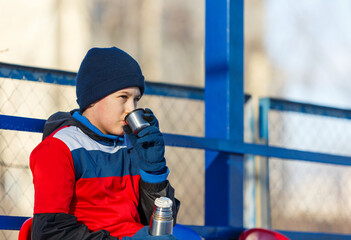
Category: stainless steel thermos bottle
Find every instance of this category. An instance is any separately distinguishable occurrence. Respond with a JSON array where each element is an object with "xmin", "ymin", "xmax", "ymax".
[{"xmin": 149, "ymin": 197, "xmax": 173, "ymax": 236}]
